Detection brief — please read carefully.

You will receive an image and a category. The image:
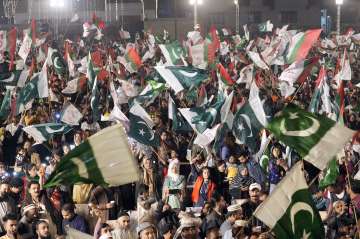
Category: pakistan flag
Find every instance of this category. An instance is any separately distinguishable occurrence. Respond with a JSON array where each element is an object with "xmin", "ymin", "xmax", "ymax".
[
  {"xmin": 254, "ymin": 162, "xmax": 325, "ymax": 239},
  {"xmin": 23, "ymin": 123, "xmax": 72, "ymax": 143},
  {"xmin": 267, "ymin": 105, "xmax": 354, "ymax": 170},
  {"xmin": 128, "ymin": 113, "xmax": 160, "ymax": 147},
  {"xmin": 159, "ymin": 41, "xmax": 186, "ymax": 65}
]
